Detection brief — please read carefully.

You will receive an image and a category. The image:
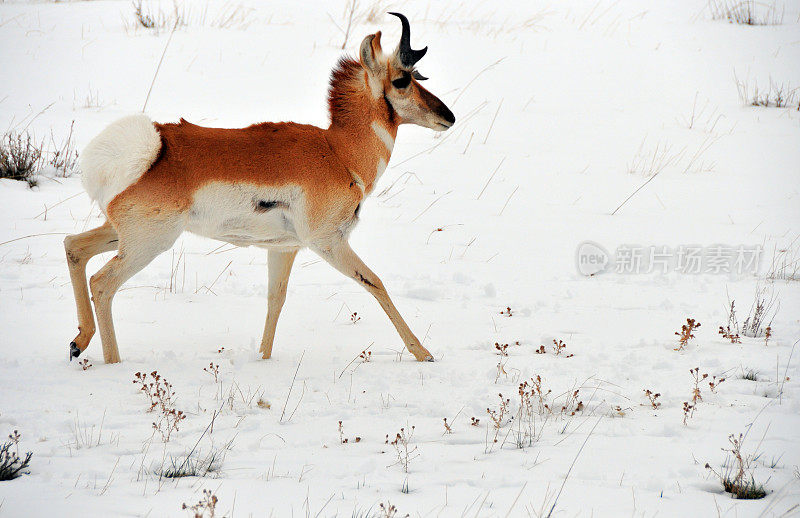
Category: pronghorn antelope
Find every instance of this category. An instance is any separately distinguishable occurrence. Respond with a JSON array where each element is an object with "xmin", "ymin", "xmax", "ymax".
[{"xmin": 65, "ymin": 13, "xmax": 454, "ymax": 364}]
